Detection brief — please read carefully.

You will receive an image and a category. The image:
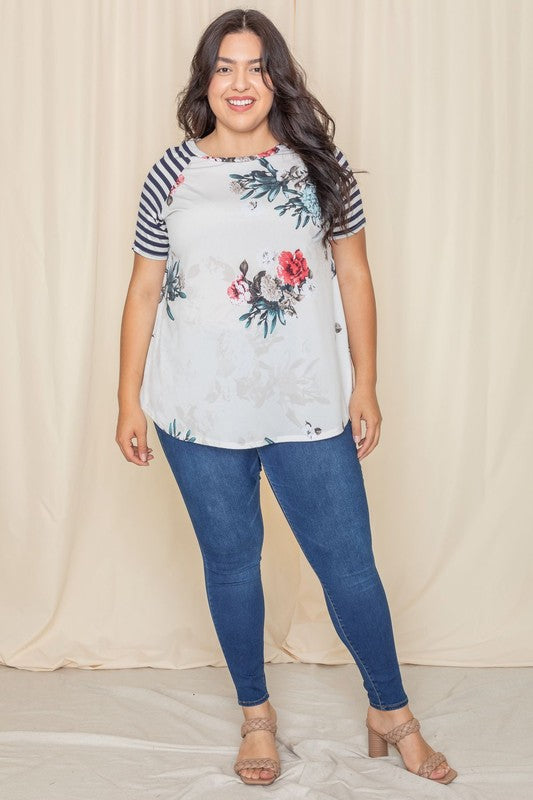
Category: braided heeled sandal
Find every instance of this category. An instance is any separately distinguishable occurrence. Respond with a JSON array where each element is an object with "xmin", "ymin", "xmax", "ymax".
[
  {"xmin": 233, "ymin": 716, "xmax": 281, "ymax": 785},
  {"xmin": 366, "ymin": 714, "xmax": 458, "ymax": 784}
]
